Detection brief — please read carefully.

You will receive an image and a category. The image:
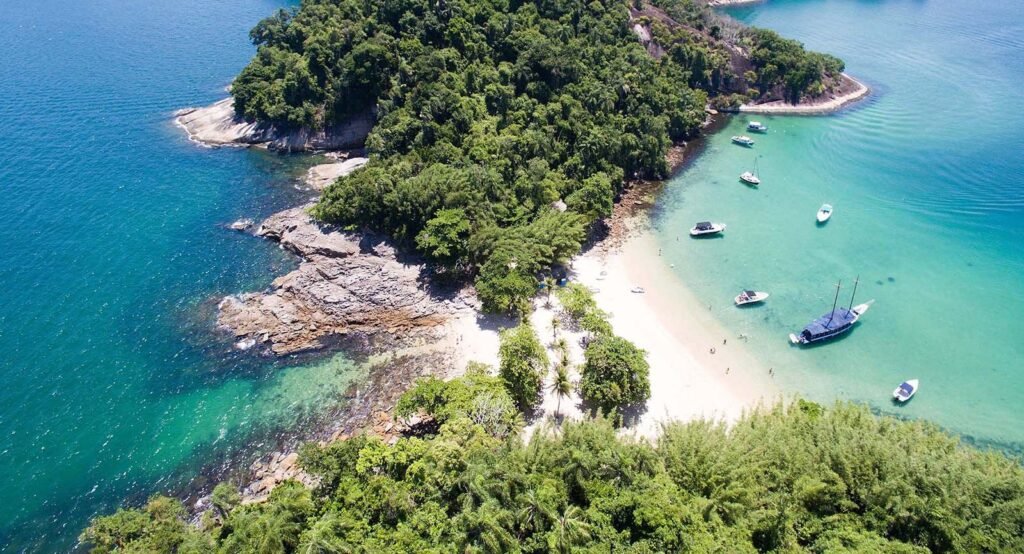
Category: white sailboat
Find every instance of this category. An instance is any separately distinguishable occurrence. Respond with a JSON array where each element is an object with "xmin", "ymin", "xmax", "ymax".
[{"xmin": 739, "ymin": 158, "xmax": 760, "ymax": 186}]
